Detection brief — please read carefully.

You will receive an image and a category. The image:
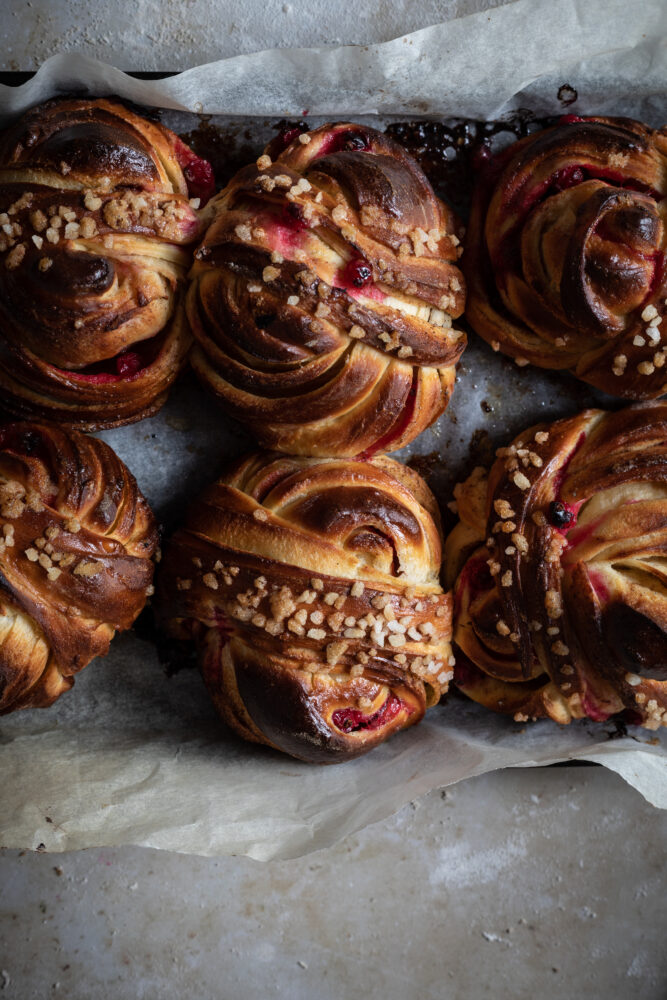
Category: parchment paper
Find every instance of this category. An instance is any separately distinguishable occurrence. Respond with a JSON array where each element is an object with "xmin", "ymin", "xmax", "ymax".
[{"xmin": 1, "ymin": 0, "xmax": 666, "ymax": 861}]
